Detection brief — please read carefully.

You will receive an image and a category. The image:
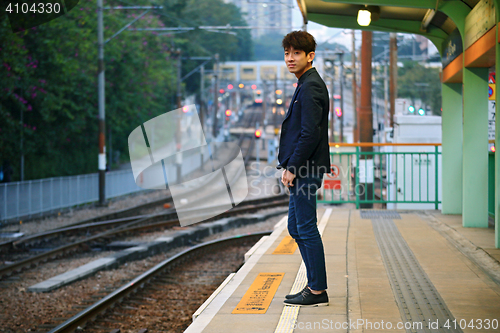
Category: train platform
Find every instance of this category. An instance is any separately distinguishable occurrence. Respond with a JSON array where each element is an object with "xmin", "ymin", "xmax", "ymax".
[{"xmin": 185, "ymin": 207, "xmax": 500, "ymax": 333}]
